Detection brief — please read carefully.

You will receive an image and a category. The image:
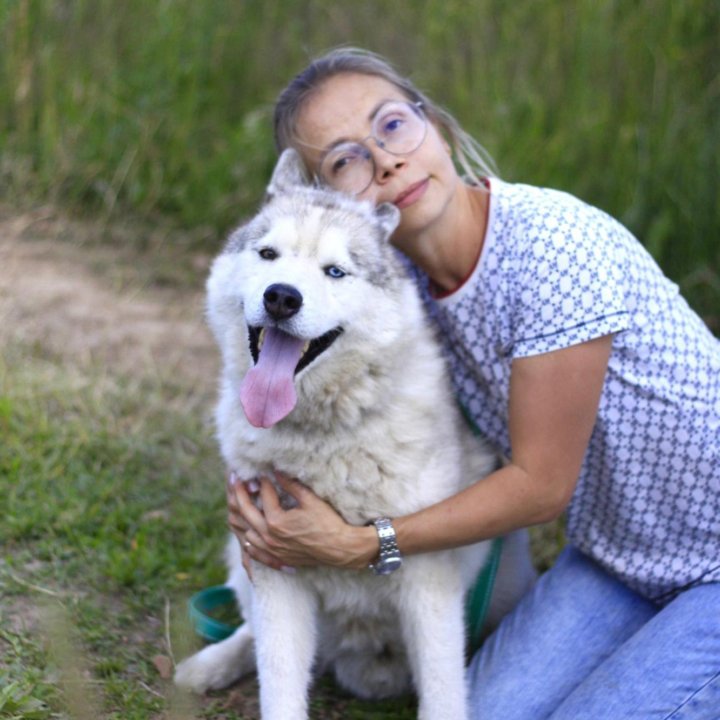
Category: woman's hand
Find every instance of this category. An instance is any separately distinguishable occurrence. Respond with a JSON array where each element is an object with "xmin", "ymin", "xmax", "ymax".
[{"xmin": 227, "ymin": 471, "xmax": 378, "ymax": 574}]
